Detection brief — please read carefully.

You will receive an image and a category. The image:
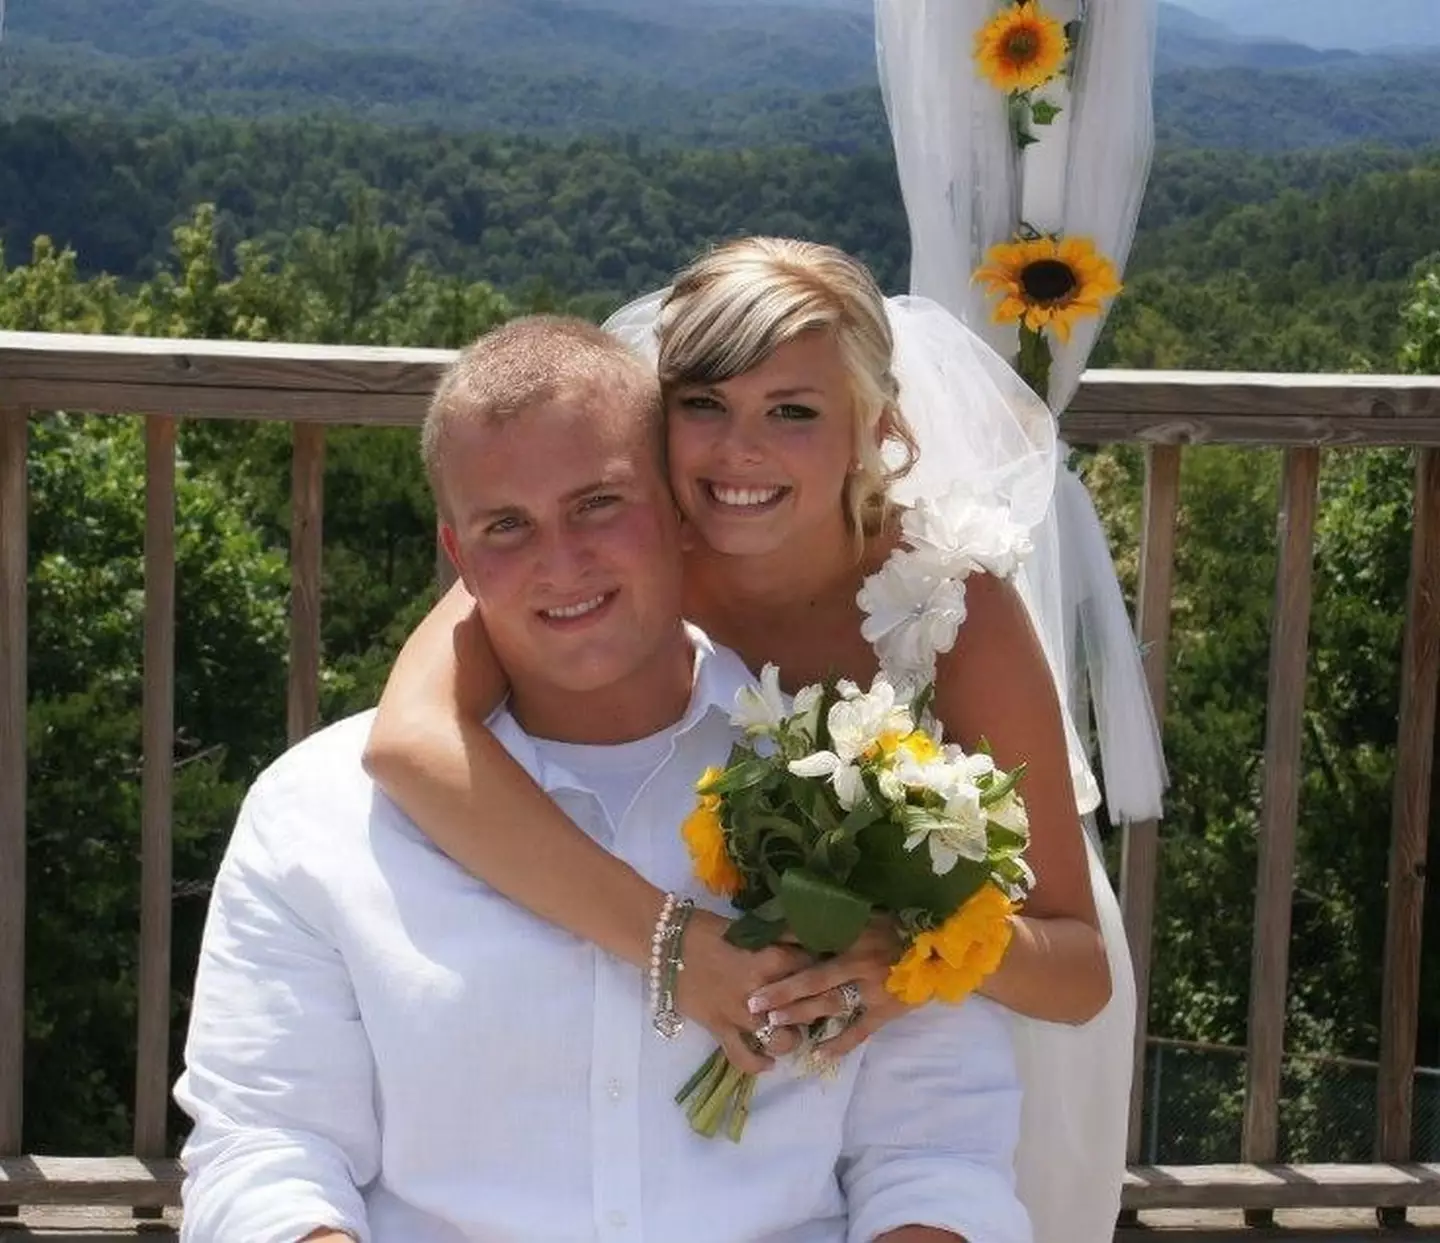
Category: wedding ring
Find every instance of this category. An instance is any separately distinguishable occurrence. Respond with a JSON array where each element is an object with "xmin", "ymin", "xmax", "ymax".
[
  {"xmin": 838, "ymin": 981, "xmax": 864, "ymax": 1020},
  {"xmin": 753, "ymin": 1020, "xmax": 779, "ymax": 1049}
]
